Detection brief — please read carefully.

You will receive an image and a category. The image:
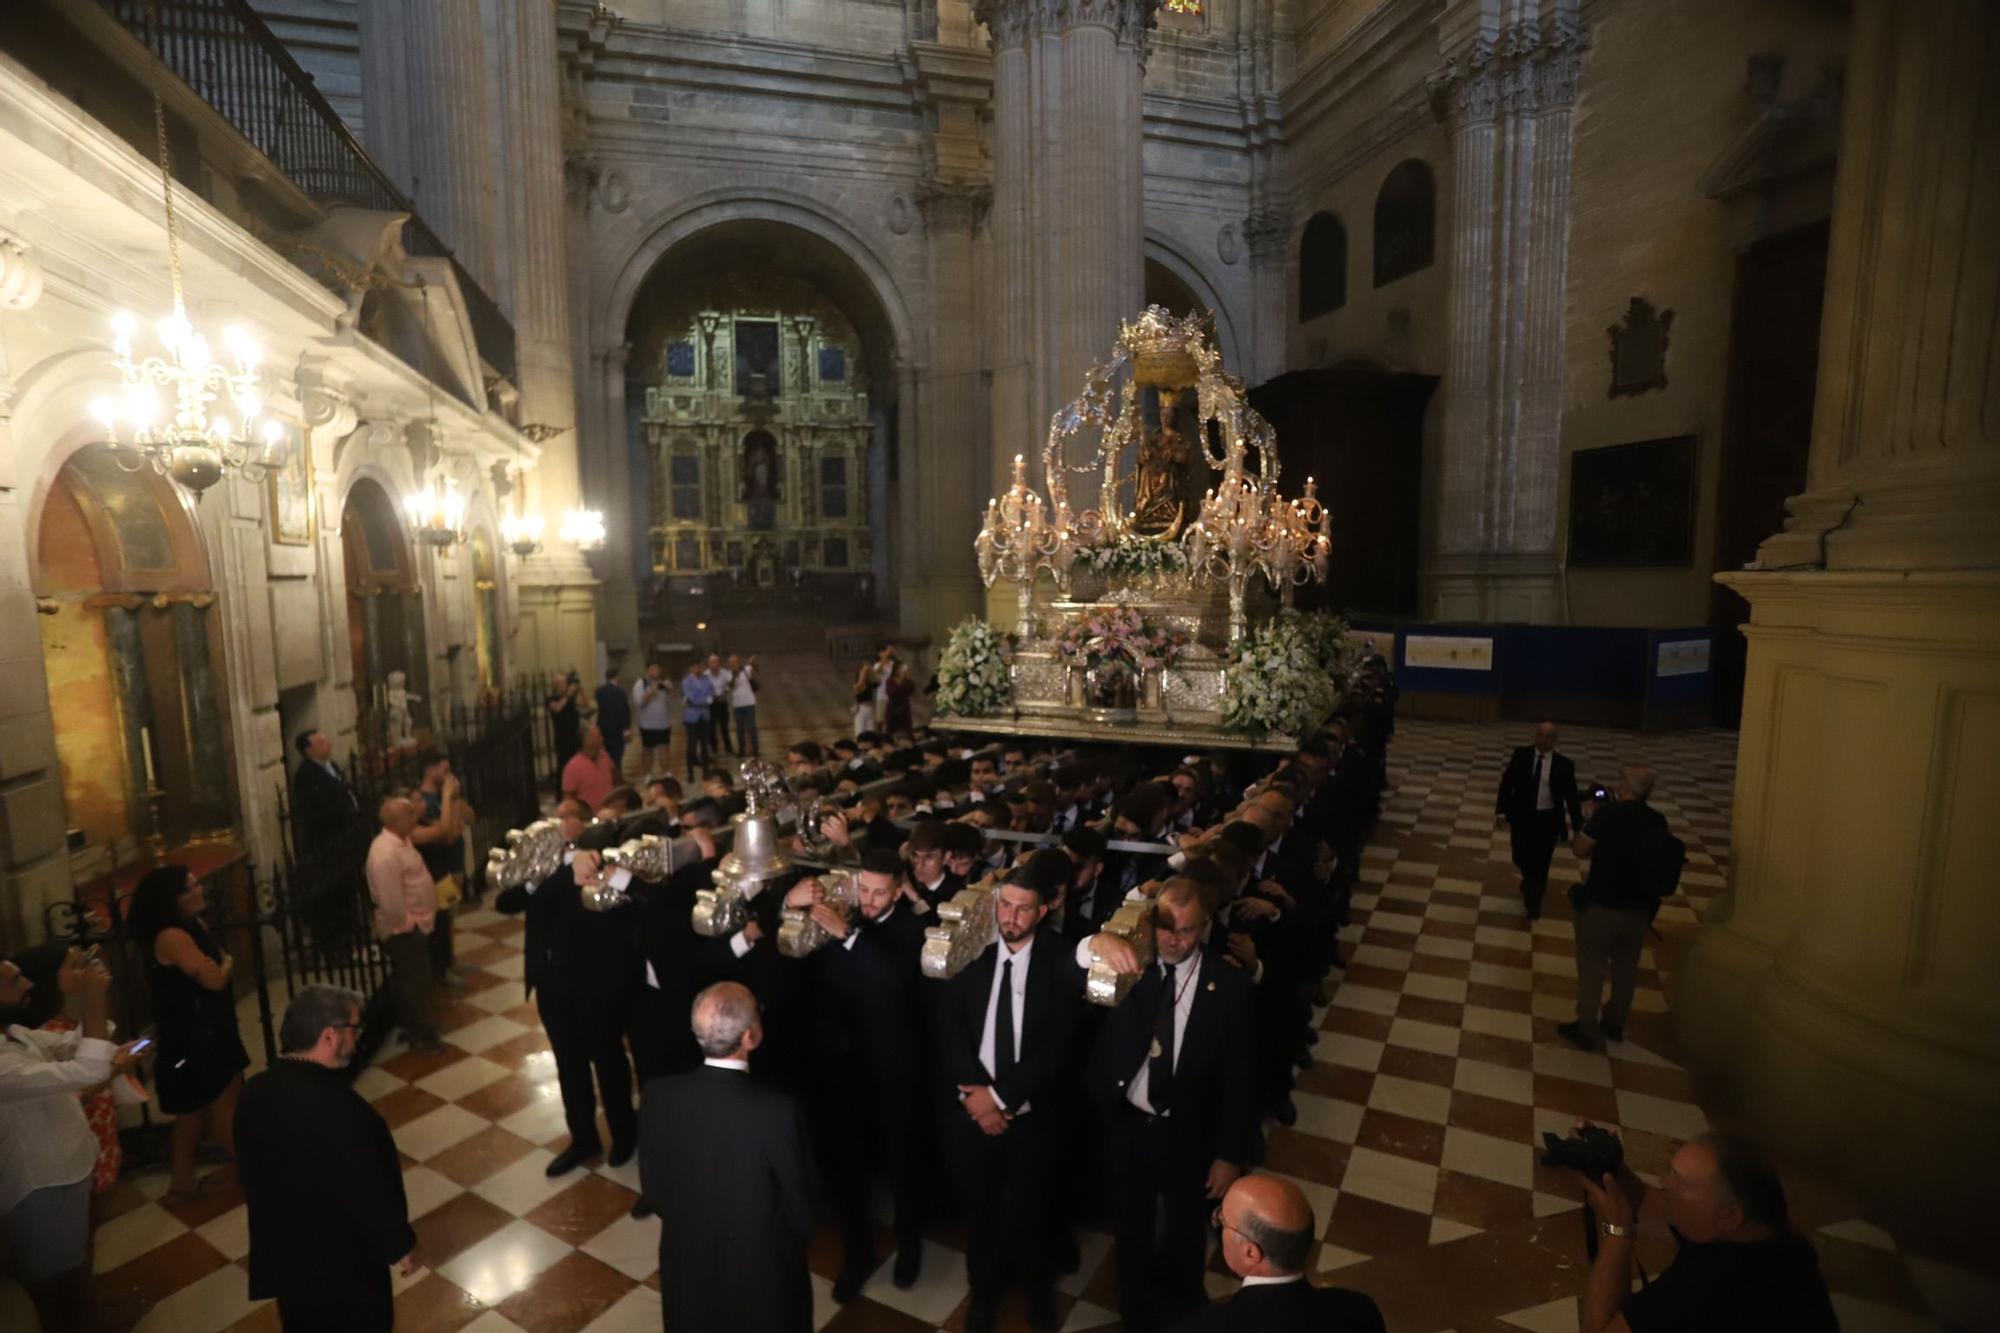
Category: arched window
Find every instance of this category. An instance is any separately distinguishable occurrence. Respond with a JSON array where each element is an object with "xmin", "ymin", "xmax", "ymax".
[
  {"xmin": 1298, "ymin": 213, "xmax": 1348, "ymax": 320},
  {"xmin": 1373, "ymin": 160, "xmax": 1436, "ymax": 288}
]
